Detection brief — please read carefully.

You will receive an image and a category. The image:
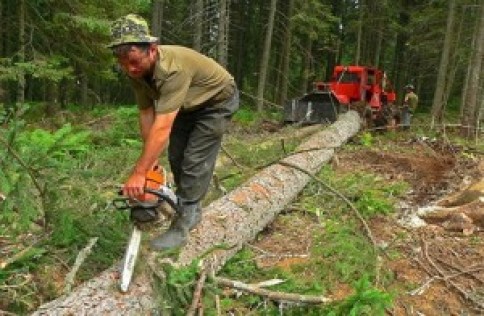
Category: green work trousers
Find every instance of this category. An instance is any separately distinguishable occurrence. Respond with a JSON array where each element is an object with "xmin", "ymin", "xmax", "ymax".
[{"xmin": 168, "ymin": 88, "xmax": 239, "ymax": 204}]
